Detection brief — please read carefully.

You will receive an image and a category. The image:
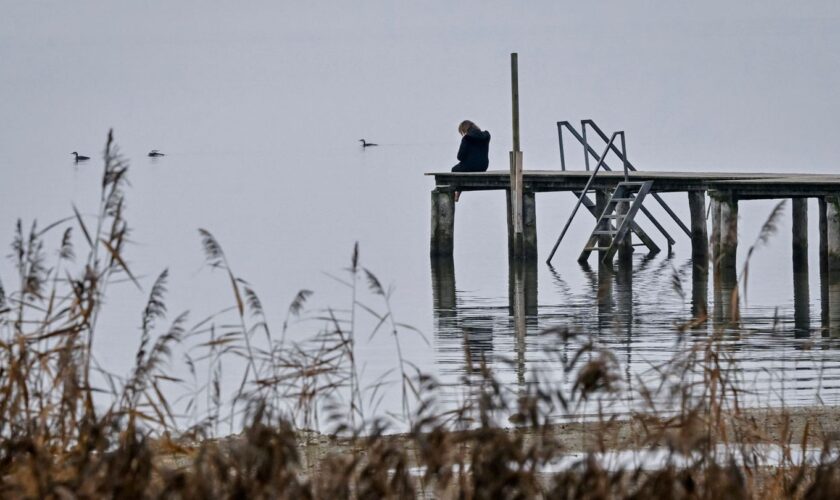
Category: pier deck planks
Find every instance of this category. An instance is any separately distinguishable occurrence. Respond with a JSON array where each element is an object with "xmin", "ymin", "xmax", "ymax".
[{"xmin": 427, "ymin": 170, "xmax": 840, "ymax": 199}]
